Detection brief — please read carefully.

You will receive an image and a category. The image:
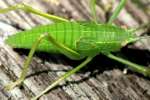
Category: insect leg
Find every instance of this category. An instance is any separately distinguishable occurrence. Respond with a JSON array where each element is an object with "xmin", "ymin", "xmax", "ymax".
[
  {"xmin": 108, "ymin": 0, "xmax": 126, "ymax": 24},
  {"xmin": 46, "ymin": 33, "xmax": 82, "ymax": 60},
  {"xmin": 4, "ymin": 33, "xmax": 46, "ymax": 91},
  {"xmin": 31, "ymin": 56, "xmax": 94, "ymax": 100},
  {"xmin": 5, "ymin": 32, "xmax": 81, "ymax": 90},
  {"xmin": 0, "ymin": 3, "xmax": 68, "ymax": 22},
  {"xmin": 107, "ymin": 53, "xmax": 150, "ymax": 77}
]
